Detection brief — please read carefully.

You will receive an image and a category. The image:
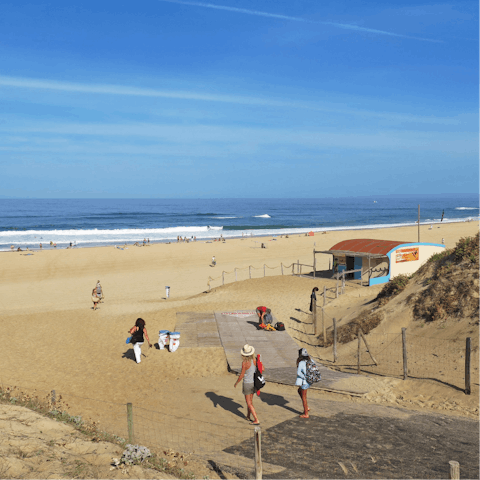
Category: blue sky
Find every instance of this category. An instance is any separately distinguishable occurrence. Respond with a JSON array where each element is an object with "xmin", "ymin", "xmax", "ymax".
[{"xmin": 0, "ymin": 0, "xmax": 478, "ymax": 198}]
